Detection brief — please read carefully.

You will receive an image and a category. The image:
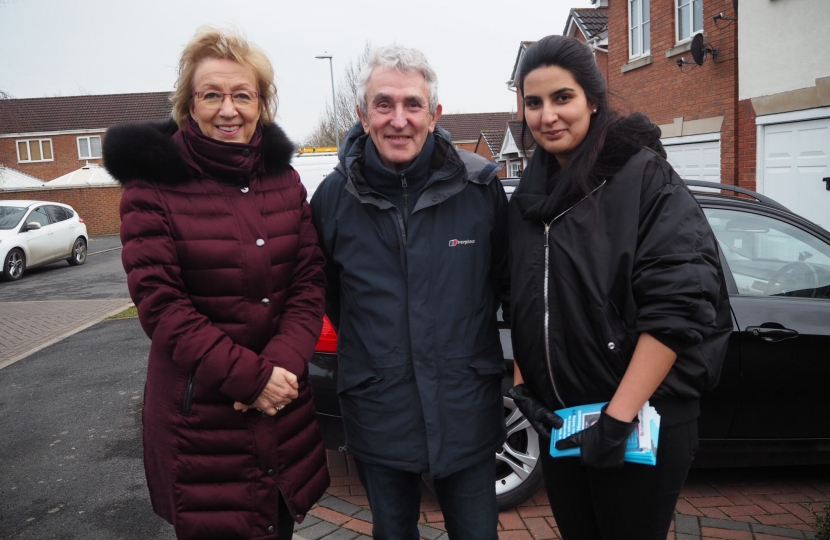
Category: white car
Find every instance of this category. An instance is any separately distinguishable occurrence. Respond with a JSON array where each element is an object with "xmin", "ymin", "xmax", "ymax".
[{"xmin": 0, "ymin": 200, "xmax": 89, "ymax": 282}]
